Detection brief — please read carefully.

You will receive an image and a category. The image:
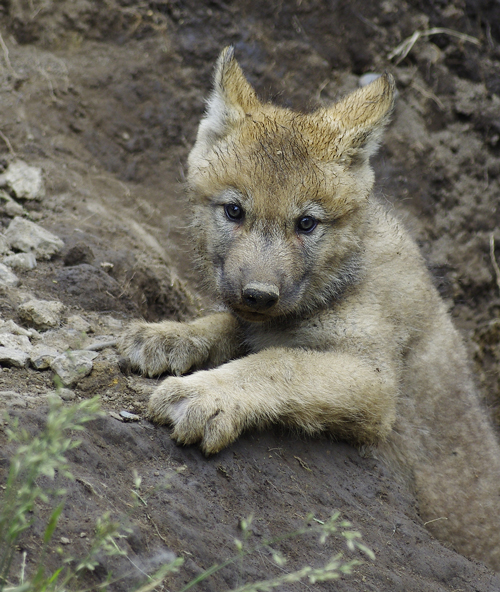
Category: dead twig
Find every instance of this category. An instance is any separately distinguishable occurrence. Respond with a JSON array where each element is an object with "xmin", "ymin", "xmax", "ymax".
[
  {"xmin": 147, "ymin": 513, "xmax": 168, "ymax": 544},
  {"xmin": 388, "ymin": 28, "xmax": 480, "ymax": 64},
  {"xmin": 294, "ymin": 456, "xmax": 312, "ymax": 472},
  {"xmin": 0, "ymin": 129, "xmax": 16, "ymax": 156},
  {"xmin": 76, "ymin": 477, "xmax": 98, "ymax": 496},
  {"xmin": 85, "ymin": 339, "xmax": 118, "ymax": 351},
  {"xmin": 0, "ymin": 31, "xmax": 20, "ymax": 80},
  {"xmin": 410, "ymin": 81, "xmax": 445, "ymax": 111}
]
